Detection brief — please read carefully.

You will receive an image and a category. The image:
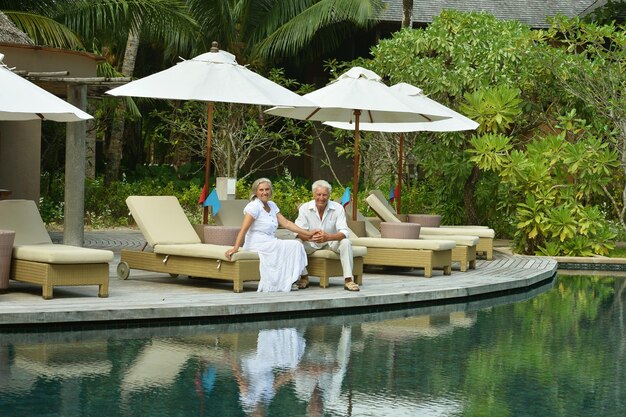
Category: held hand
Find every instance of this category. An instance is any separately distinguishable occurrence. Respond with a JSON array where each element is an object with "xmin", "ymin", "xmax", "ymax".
[
  {"xmin": 312, "ymin": 230, "xmax": 325, "ymax": 243},
  {"xmin": 225, "ymin": 247, "xmax": 238, "ymax": 260},
  {"xmin": 306, "ymin": 229, "xmax": 320, "ymax": 240}
]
